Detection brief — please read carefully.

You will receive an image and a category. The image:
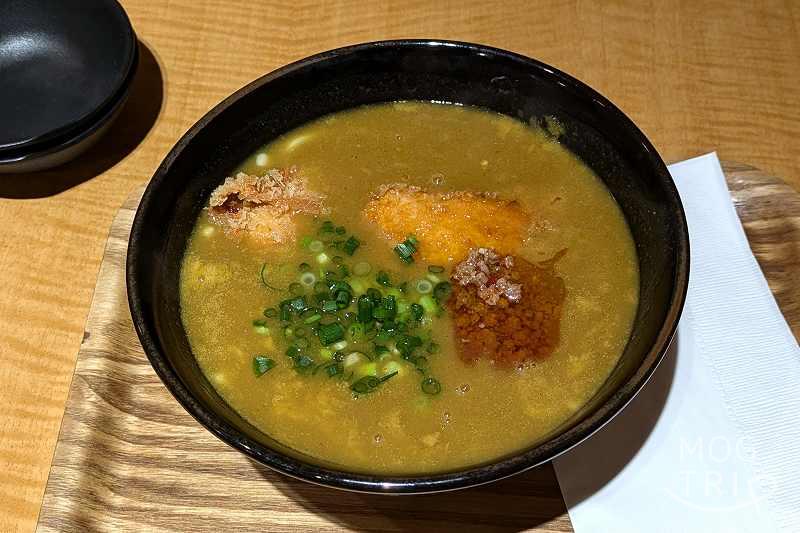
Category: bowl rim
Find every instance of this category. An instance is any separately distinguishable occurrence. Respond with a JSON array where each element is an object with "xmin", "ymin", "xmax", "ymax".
[{"xmin": 127, "ymin": 38, "xmax": 690, "ymax": 494}]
